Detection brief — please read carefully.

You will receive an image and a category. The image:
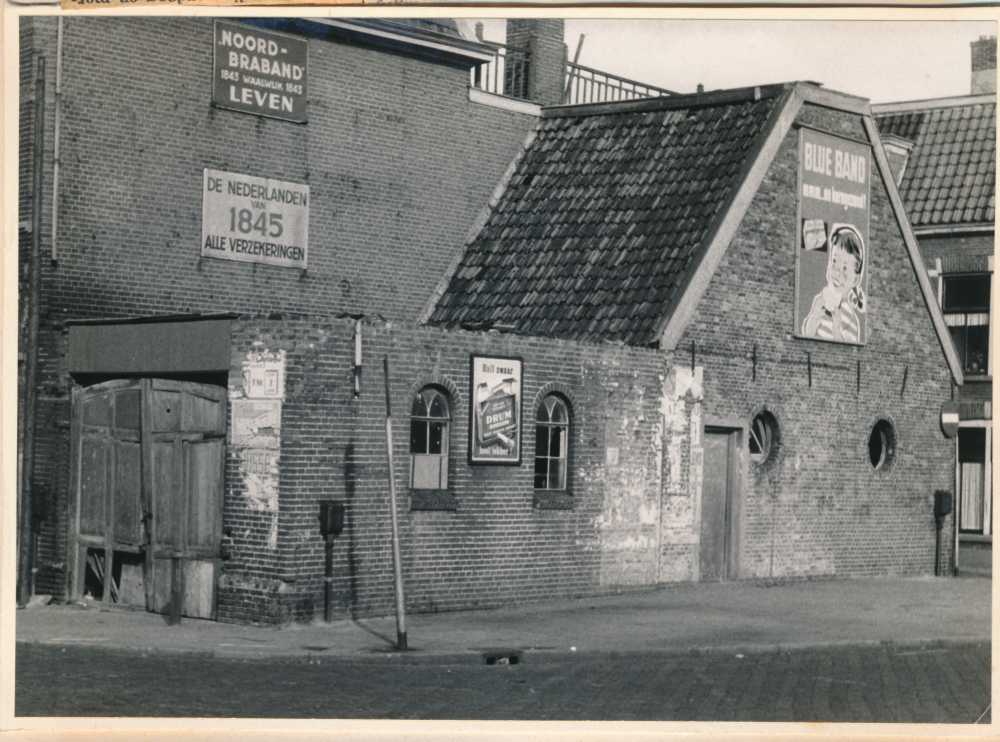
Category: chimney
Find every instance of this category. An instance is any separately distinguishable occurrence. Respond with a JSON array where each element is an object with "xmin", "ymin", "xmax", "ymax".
[
  {"xmin": 506, "ymin": 19, "xmax": 568, "ymax": 106},
  {"xmin": 971, "ymin": 35, "xmax": 996, "ymax": 95}
]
